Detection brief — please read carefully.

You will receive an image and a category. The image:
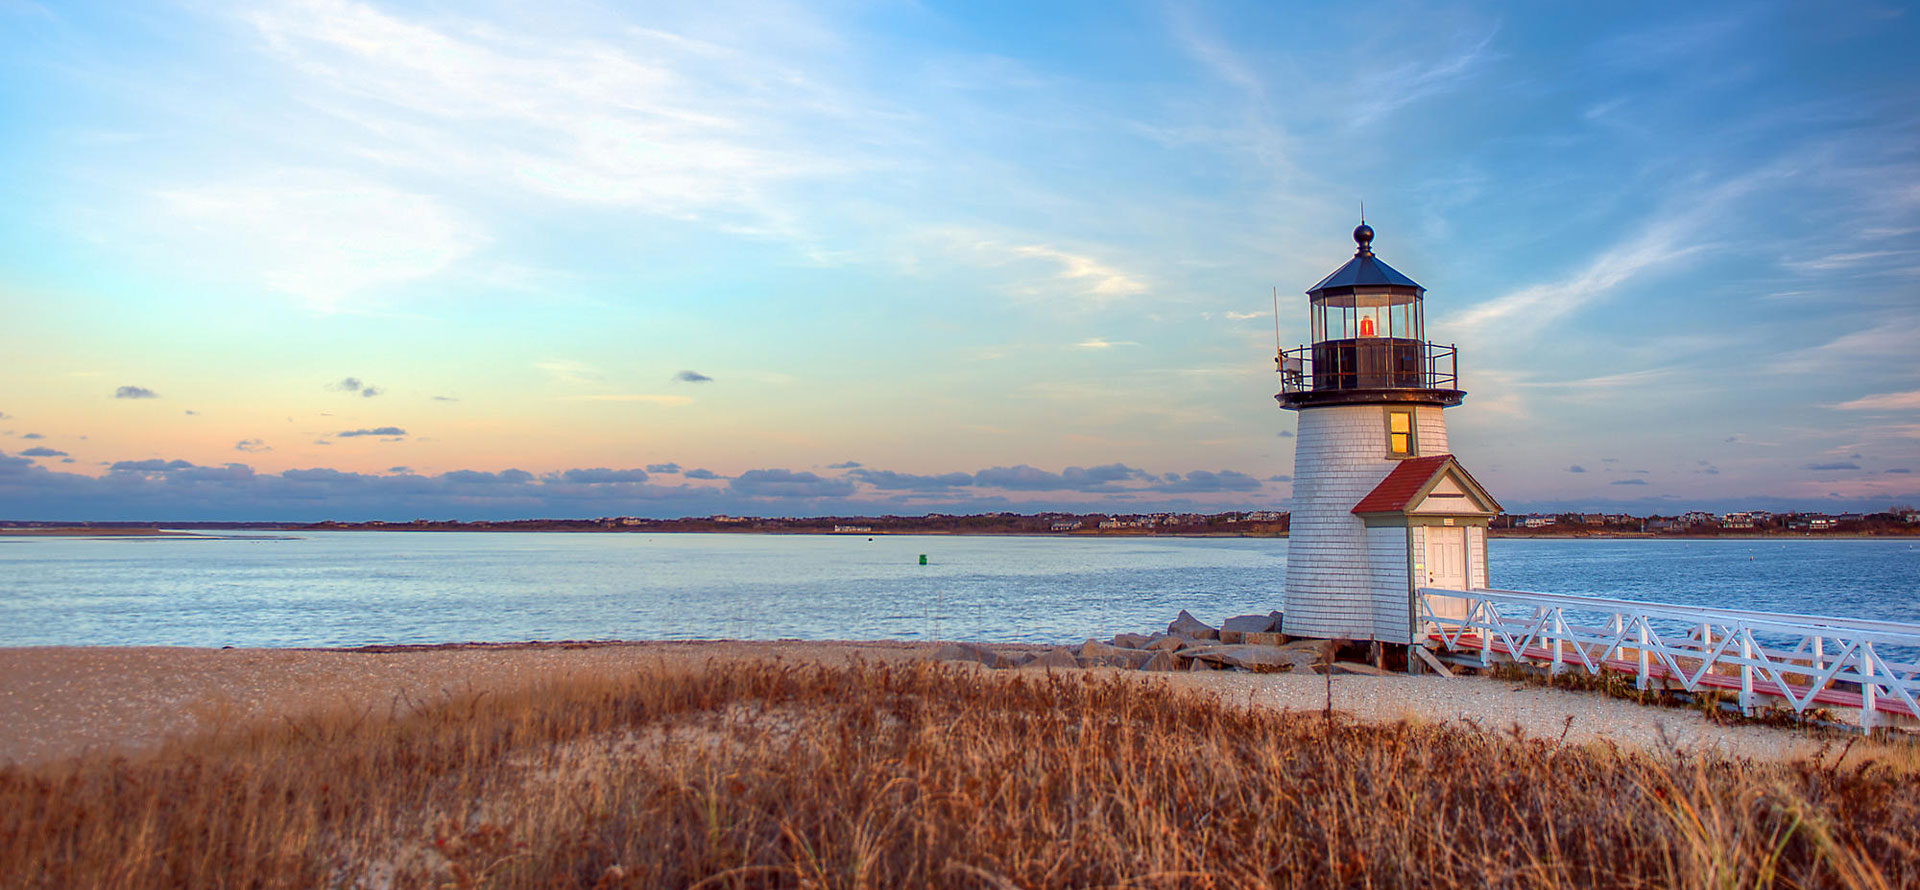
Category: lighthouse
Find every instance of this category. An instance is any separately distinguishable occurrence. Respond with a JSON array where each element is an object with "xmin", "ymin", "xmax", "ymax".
[{"xmin": 1277, "ymin": 224, "xmax": 1502, "ymax": 648}]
